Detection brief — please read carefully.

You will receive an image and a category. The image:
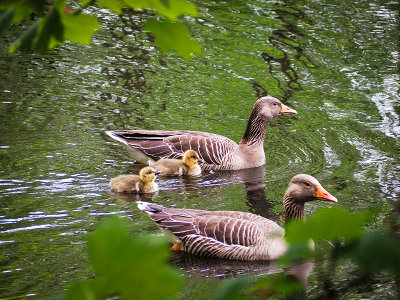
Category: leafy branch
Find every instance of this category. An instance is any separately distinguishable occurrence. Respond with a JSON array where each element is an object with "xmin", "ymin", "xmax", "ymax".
[{"xmin": 0, "ymin": 0, "xmax": 202, "ymax": 59}]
